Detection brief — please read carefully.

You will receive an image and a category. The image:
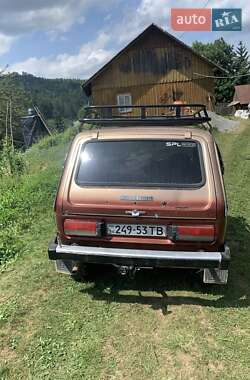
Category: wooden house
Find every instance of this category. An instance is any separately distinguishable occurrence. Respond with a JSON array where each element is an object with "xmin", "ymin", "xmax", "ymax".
[
  {"xmin": 83, "ymin": 24, "xmax": 220, "ymax": 111},
  {"xmin": 228, "ymin": 84, "xmax": 250, "ymax": 109}
]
